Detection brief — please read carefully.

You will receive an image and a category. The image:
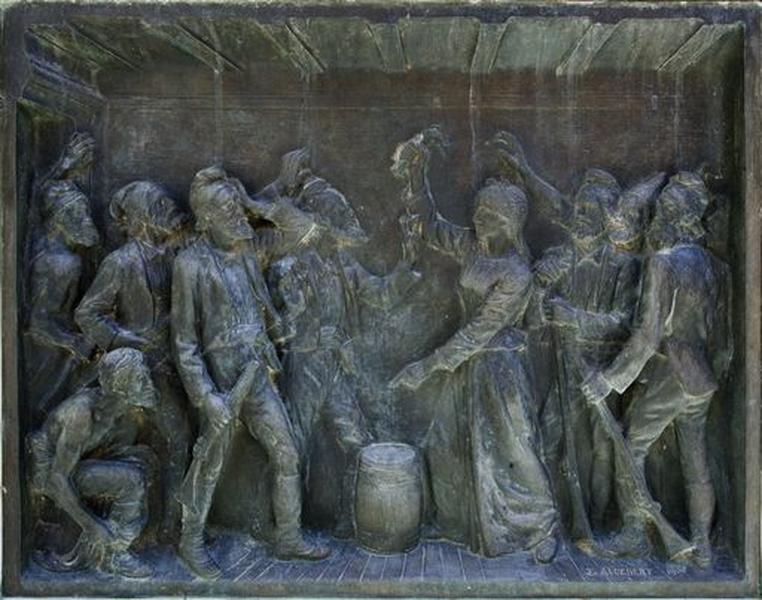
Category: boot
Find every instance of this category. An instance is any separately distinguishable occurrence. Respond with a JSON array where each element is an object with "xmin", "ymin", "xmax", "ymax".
[
  {"xmin": 102, "ymin": 550, "xmax": 153, "ymax": 579},
  {"xmin": 600, "ymin": 517, "xmax": 651, "ymax": 558},
  {"xmin": 334, "ymin": 464, "xmax": 358, "ymax": 539},
  {"xmin": 178, "ymin": 508, "xmax": 221, "ymax": 580},
  {"xmin": 273, "ymin": 474, "xmax": 330, "ymax": 561},
  {"xmin": 687, "ymin": 482, "xmax": 715, "ymax": 569},
  {"xmin": 275, "ymin": 531, "xmax": 331, "ymax": 561},
  {"xmin": 333, "ymin": 516, "xmax": 354, "ymax": 540}
]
